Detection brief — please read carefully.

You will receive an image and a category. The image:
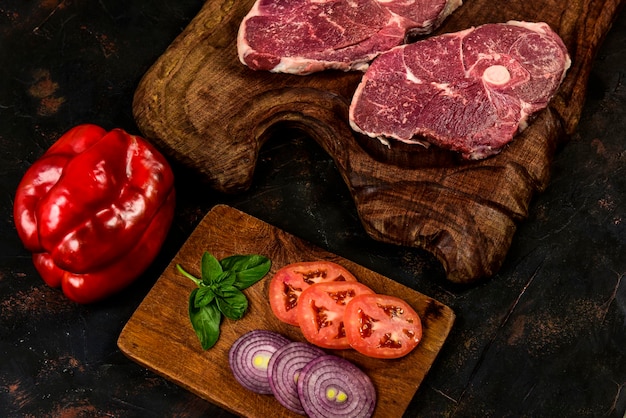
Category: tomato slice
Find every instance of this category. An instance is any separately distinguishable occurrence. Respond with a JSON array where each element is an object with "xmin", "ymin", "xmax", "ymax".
[
  {"xmin": 344, "ymin": 293, "xmax": 422, "ymax": 359},
  {"xmin": 269, "ymin": 261, "xmax": 358, "ymax": 326},
  {"xmin": 296, "ymin": 281, "xmax": 375, "ymax": 349}
]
